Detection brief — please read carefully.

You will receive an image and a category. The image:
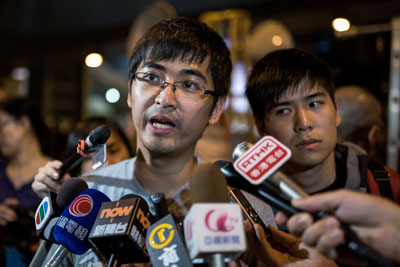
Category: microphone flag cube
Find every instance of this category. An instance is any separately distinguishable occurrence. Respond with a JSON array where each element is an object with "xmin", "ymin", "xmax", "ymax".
[
  {"xmin": 234, "ymin": 135, "xmax": 291, "ymax": 185},
  {"xmin": 88, "ymin": 197, "xmax": 155, "ymax": 263},
  {"xmin": 146, "ymin": 214, "xmax": 193, "ymax": 267},
  {"xmin": 35, "ymin": 191, "xmax": 58, "ymax": 237},
  {"xmin": 183, "ymin": 203, "xmax": 246, "ymax": 263},
  {"xmin": 52, "ymin": 189, "xmax": 111, "ymax": 255}
]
